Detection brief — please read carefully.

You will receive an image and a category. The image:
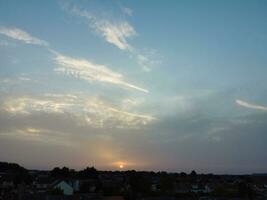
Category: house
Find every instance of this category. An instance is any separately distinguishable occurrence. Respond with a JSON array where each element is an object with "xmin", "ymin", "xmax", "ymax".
[
  {"xmin": 142, "ymin": 197, "xmax": 176, "ymax": 200},
  {"xmin": 103, "ymin": 196, "xmax": 124, "ymax": 200},
  {"xmin": 151, "ymin": 176, "xmax": 160, "ymax": 192},
  {"xmin": 34, "ymin": 175, "xmax": 52, "ymax": 192},
  {"xmin": 45, "ymin": 193, "xmax": 102, "ymax": 200},
  {"xmin": 51, "ymin": 180, "xmax": 74, "ymax": 195},
  {"xmin": 174, "ymin": 182, "xmax": 191, "ymax": 193},
  {"xmin": 191, "ymin": 184, "xmax": 212, "ymax": 193},
  {"xmin": 78, "ymin": 179, "xmax": 99, "ymax": 193},
  {"xmin": 151, "ymin": 183, "xmax": 160, "ymax": 192},
  {"xmin": 68, "ymin": 179, "xmax": 80, "ymax": 192},
  {"xmin": 0, "ymin": 174, "xmax": 15, "ymax": 188}
]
